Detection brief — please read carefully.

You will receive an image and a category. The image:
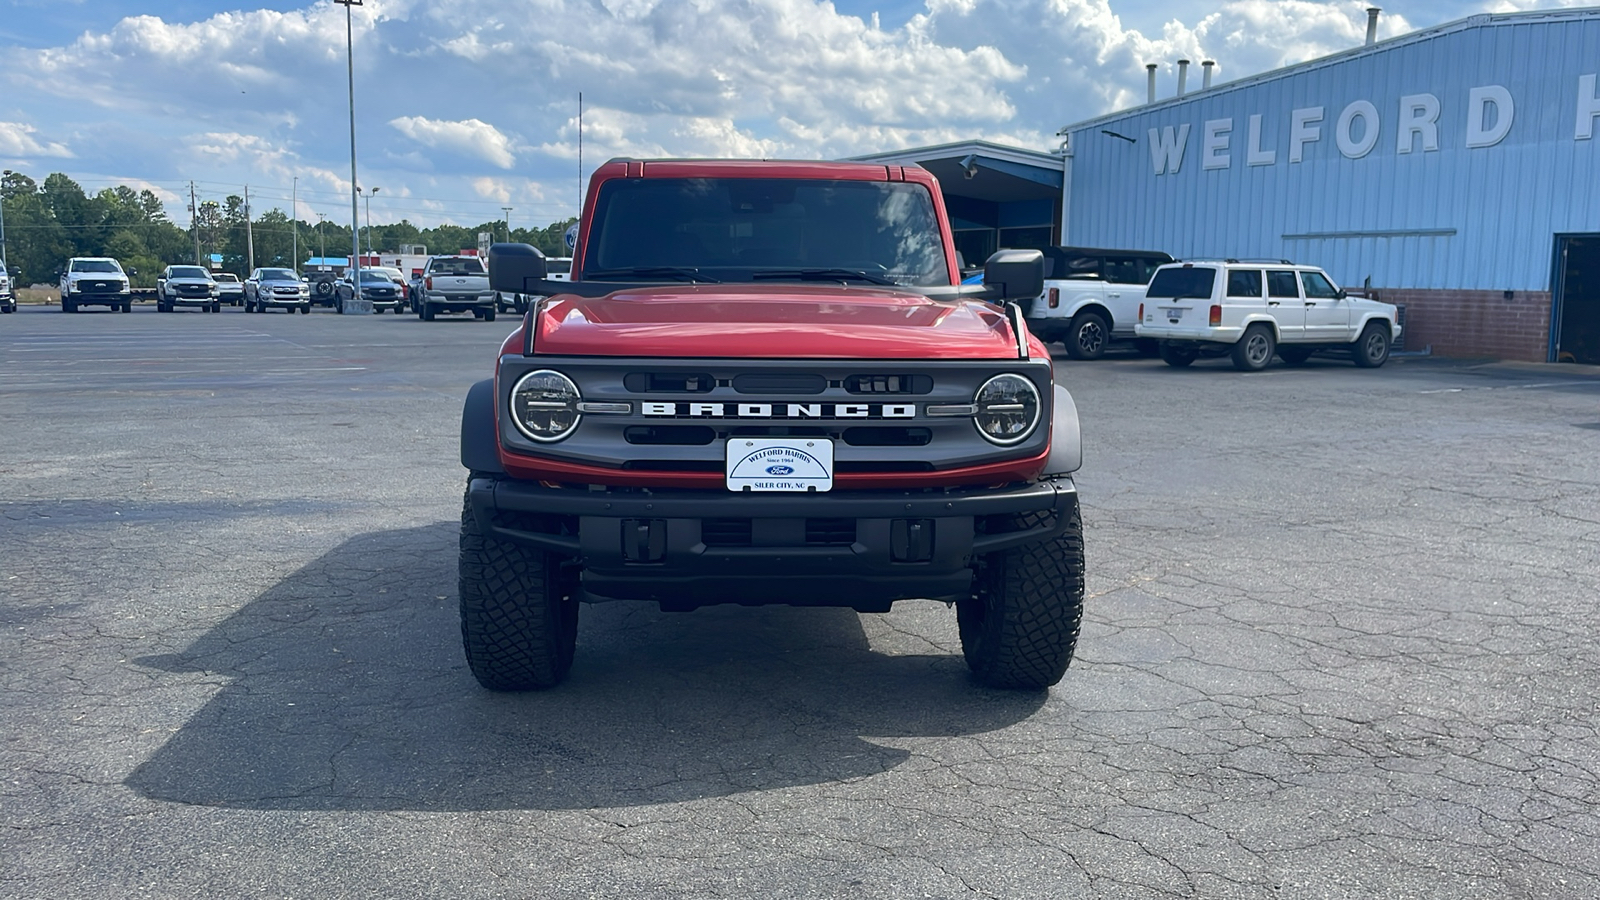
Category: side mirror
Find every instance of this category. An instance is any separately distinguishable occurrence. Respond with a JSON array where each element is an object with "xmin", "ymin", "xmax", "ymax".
[
  {"xmin": 982, "ymin": 249, "xmax": 1045, "ymax": 302},
  {"xmin": 128, "ymin": 268, "xmax": 139, "ymax": 277},
  {"xmin": 1335, "ymin": 287, "xmax": 1347, "ymax": 300},
  {"xmin": 488, "ymin": 242, "xmax": 547, "ymax": 293}
]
